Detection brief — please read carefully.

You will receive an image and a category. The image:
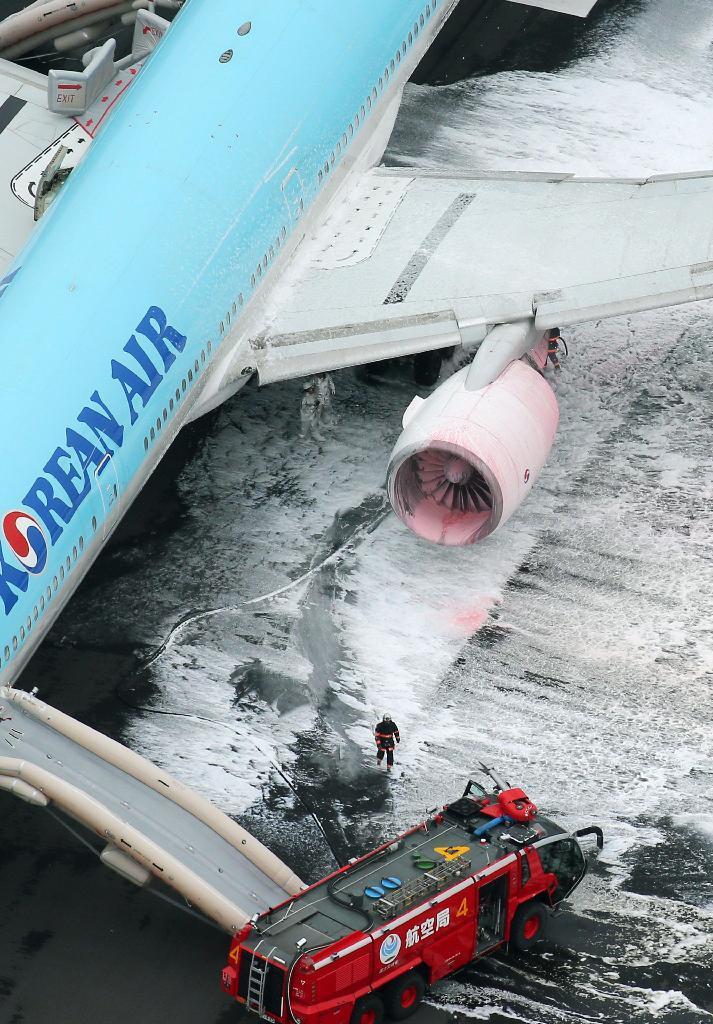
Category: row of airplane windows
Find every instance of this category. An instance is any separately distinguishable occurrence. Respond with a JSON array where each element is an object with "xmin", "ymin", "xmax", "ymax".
[
  {"xmin": 317, "ymin": 0, "xmax": 437, "ymax": 188},
  {"xmin": 218, "ymin": 224, "xmax": 292, "ymax": 341},
  {"xmin": 2, "ymin": 524, "xmax": 93, "ymax": 665},
  {"xmin": 143, "ymin": 341, "xmax": 212, "ymax": 453},
  {"xmin": 2, "ymin": 342, "xmax": 215, "ymax": 666}
]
